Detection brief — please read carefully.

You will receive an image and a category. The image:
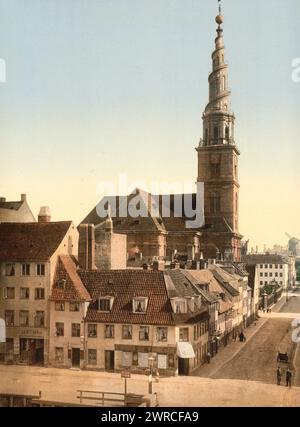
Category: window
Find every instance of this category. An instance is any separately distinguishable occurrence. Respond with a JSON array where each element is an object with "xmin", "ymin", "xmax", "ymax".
[
  {"xmin": 173, "ymin": 299, "xmax": 187, "ymax": 314},
  {"xmin": 138, "ymin": 352, "xmax": 149, "ymax": 368},
  {"xmin": 3, "ymin": 287, "xmax": 15, "ymax": 299},
  {"xmin": 21, "ymin": 264, "xmax": 30, "ymax": 276},
  {"xmin": 55, "ymin": 347, "xmax": 64, "ymax": 363},
  {"xmin": 269, "ymin": 265, "xmax": 273, "ymax": 269},
  {"xmin": 98, "ymin": 297, "xmax": 113, "ymax": 312},
  {"xmin": 275, "ymin": 265, "xmax": 278, "ymax": 269},
  {"xmin": 122, "ymin": 352, "xmax": 132, "ymax": 367},
  {"xmin": 139, "ymin": 326, "xmax": 149, "ymax": 341},
  {"xmin": 34, "ymin": 311, "xmax": 44, "ymax": 327},
  {"xmin": 280, "ymin": 273, "xmax": 283, "ymax": 278},
  {"xmin": 57, "ymin": 279, "xmax": 66, "ymax": 290},
  {"xmin": 56, "ymin": 323, "xmax": 64, "ymax": 337},
  {"xmin": 260, "ymin": 272, "xmax": 263, "ymax": 277},
  {"xmin": 105, "ymin": 325, "xmax": 114, "ymax": 339},
  {"xmin": 280, "ymin": 265, "xmax": 283, "ymax": 269},
  {"xmin": 88, "ymin": 324, "xmax": 97, "ymax": 338},
  {"xmin": 225, "ymin": 125, "xmax": 229, "ymax": 140},
  {"xmin": 20, "ymin": 288, "xmax": 30, "ymax": 299},
  {"xmin": 269, "ymin": 273, "xmax": 273, "ymax": 277},
  {"xmin": 265, "ymin": 281, "xmax": 268, "ymax": 285},
  {"xmin": 55, "ymin": 302, "xmax": 65, "ymax": 311},
  {"xmin": 210, "ymin": 192, "xmax": 221, "ymax": 213},
  {"xmin": 5, "ymin": 310, "xmax": 14, "ymax": 327},
  {"xmin": 5, "ymin": 263, "xmax": 15, "ymax": 276},
  {"xmin": 36, "ymin": 264, "xmax": 45, "ymax": 276},
  {"xmin": 156, "ymin": 327, "xmax": 168, "ymax": 342},
  {"xmin": 260, "ymin": 281, "xmax": 263, "ymax": 286},
  {"xmin": 88, "ymin": 349, "xmax": 97, "ymax": 365},
  {"xmin": 72, "ymin": 323, "xmax": 81, "ymax": 337},
  {"xmin": 264, "ymin": 265, "xmax": 268, "ymax": 269},
  {"xmin": 70, "ymin": 302, "xmax": 80, "ymax": 312},
  {"xmin": 122, "ymin": 325, "xmax": 132, "ymax": 340},
  {"xmin": 265, "ymin": 273, "xmax": 268, "ymax": 277},
  {"xmin": 35, "ymin": 288, "xmax": 45, "ymax": 300},
  {"xmin": 179, "ymin": 328, "xmax": 189, "ymax": 342},
  {"xmin": 214, "ymin": 126, "xmax": 219, "ymax": 140},
  {"xmin": 157, "ymin": 354, "xmax": 167, "ymax": 369},
  {"xmin": 19, "ymin": 311, "xmax": 29, "ymax": 327},
  {"xmin": 275, "ymin": 272, "xmax": 278, "ymax": 277},
  {"xmin": 260, "ymin": 264, "xmax": 263, "ymax": 269},
  {"xmin": 133, "ymin": 298, "xmax": 148, "ymax": 314},
  {"xmin": 210, "ymin": 163, "xmax": 220, "ymax": 178}
]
